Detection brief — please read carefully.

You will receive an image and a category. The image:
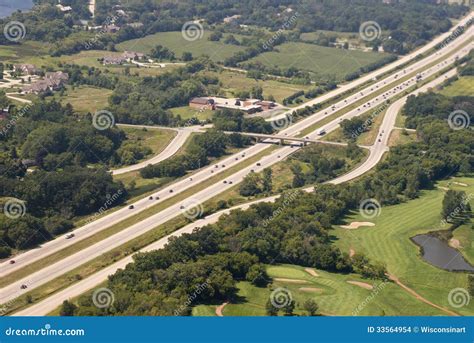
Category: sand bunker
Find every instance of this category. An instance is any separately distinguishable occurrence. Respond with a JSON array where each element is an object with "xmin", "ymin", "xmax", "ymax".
[
  {"xmin": 349, "ymin": 248, "xmax": 356, "ymax": 258},
  {"xmin": 299, "ymin": 287, "xmax": 323, "ymax": 293},
  {"xmin": 215, "ymin": 302, "xmax": 228, "ymax": 317},
  {"xmin": 449, "ymin": 238, "xmax": 461, "ymax": 249},
  {"xmin": 274, "ymin": 278, "xmax": 309, "ymax": 284},
  {"xmin": 452, "ymin": 182, "xmax": 468, "ymax": 187},
  {"xmin": 347, "ymin": 281, "xmax": 374, "ymax": 290},
  {"xmin": 437, "ymin": 186, "xmax": 449, "ymax": 191},
  {"xmin": 340, "ymin": 222, "xmax": 375, "ymax": 229},
  {"xmin": 305, "ymin": 268, "xmax": 319, "ymax": 277}
]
